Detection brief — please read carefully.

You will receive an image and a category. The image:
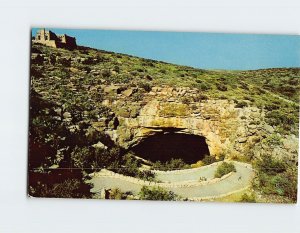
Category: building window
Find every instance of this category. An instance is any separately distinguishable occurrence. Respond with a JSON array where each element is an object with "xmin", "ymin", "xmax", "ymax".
[{"xmin": 45, "ymin": 35, "xmax": 48, "ymax": 40}]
